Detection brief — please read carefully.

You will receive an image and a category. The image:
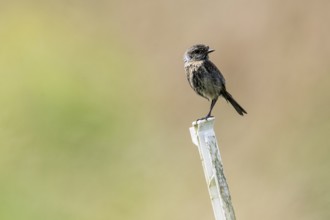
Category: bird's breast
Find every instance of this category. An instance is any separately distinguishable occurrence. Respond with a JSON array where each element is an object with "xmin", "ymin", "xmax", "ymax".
[{"xmin": 184, "ymin": 61, "xmax": 222, "ymax": 100}]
